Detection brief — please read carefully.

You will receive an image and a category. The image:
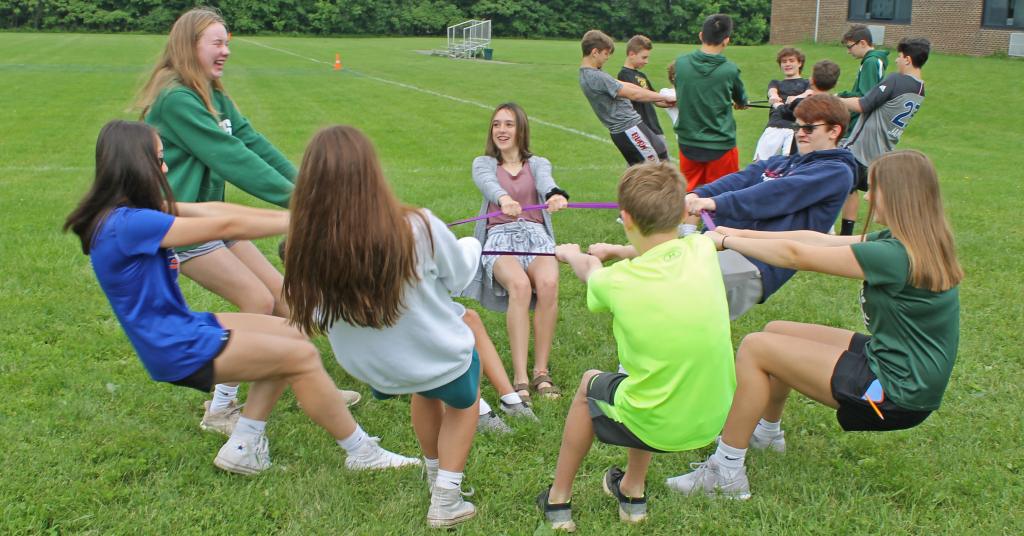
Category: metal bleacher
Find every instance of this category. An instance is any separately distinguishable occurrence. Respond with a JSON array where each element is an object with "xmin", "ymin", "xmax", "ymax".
[{"xmin": 432, "ymin": 20, "xmax": 491, "ymax": 59}]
